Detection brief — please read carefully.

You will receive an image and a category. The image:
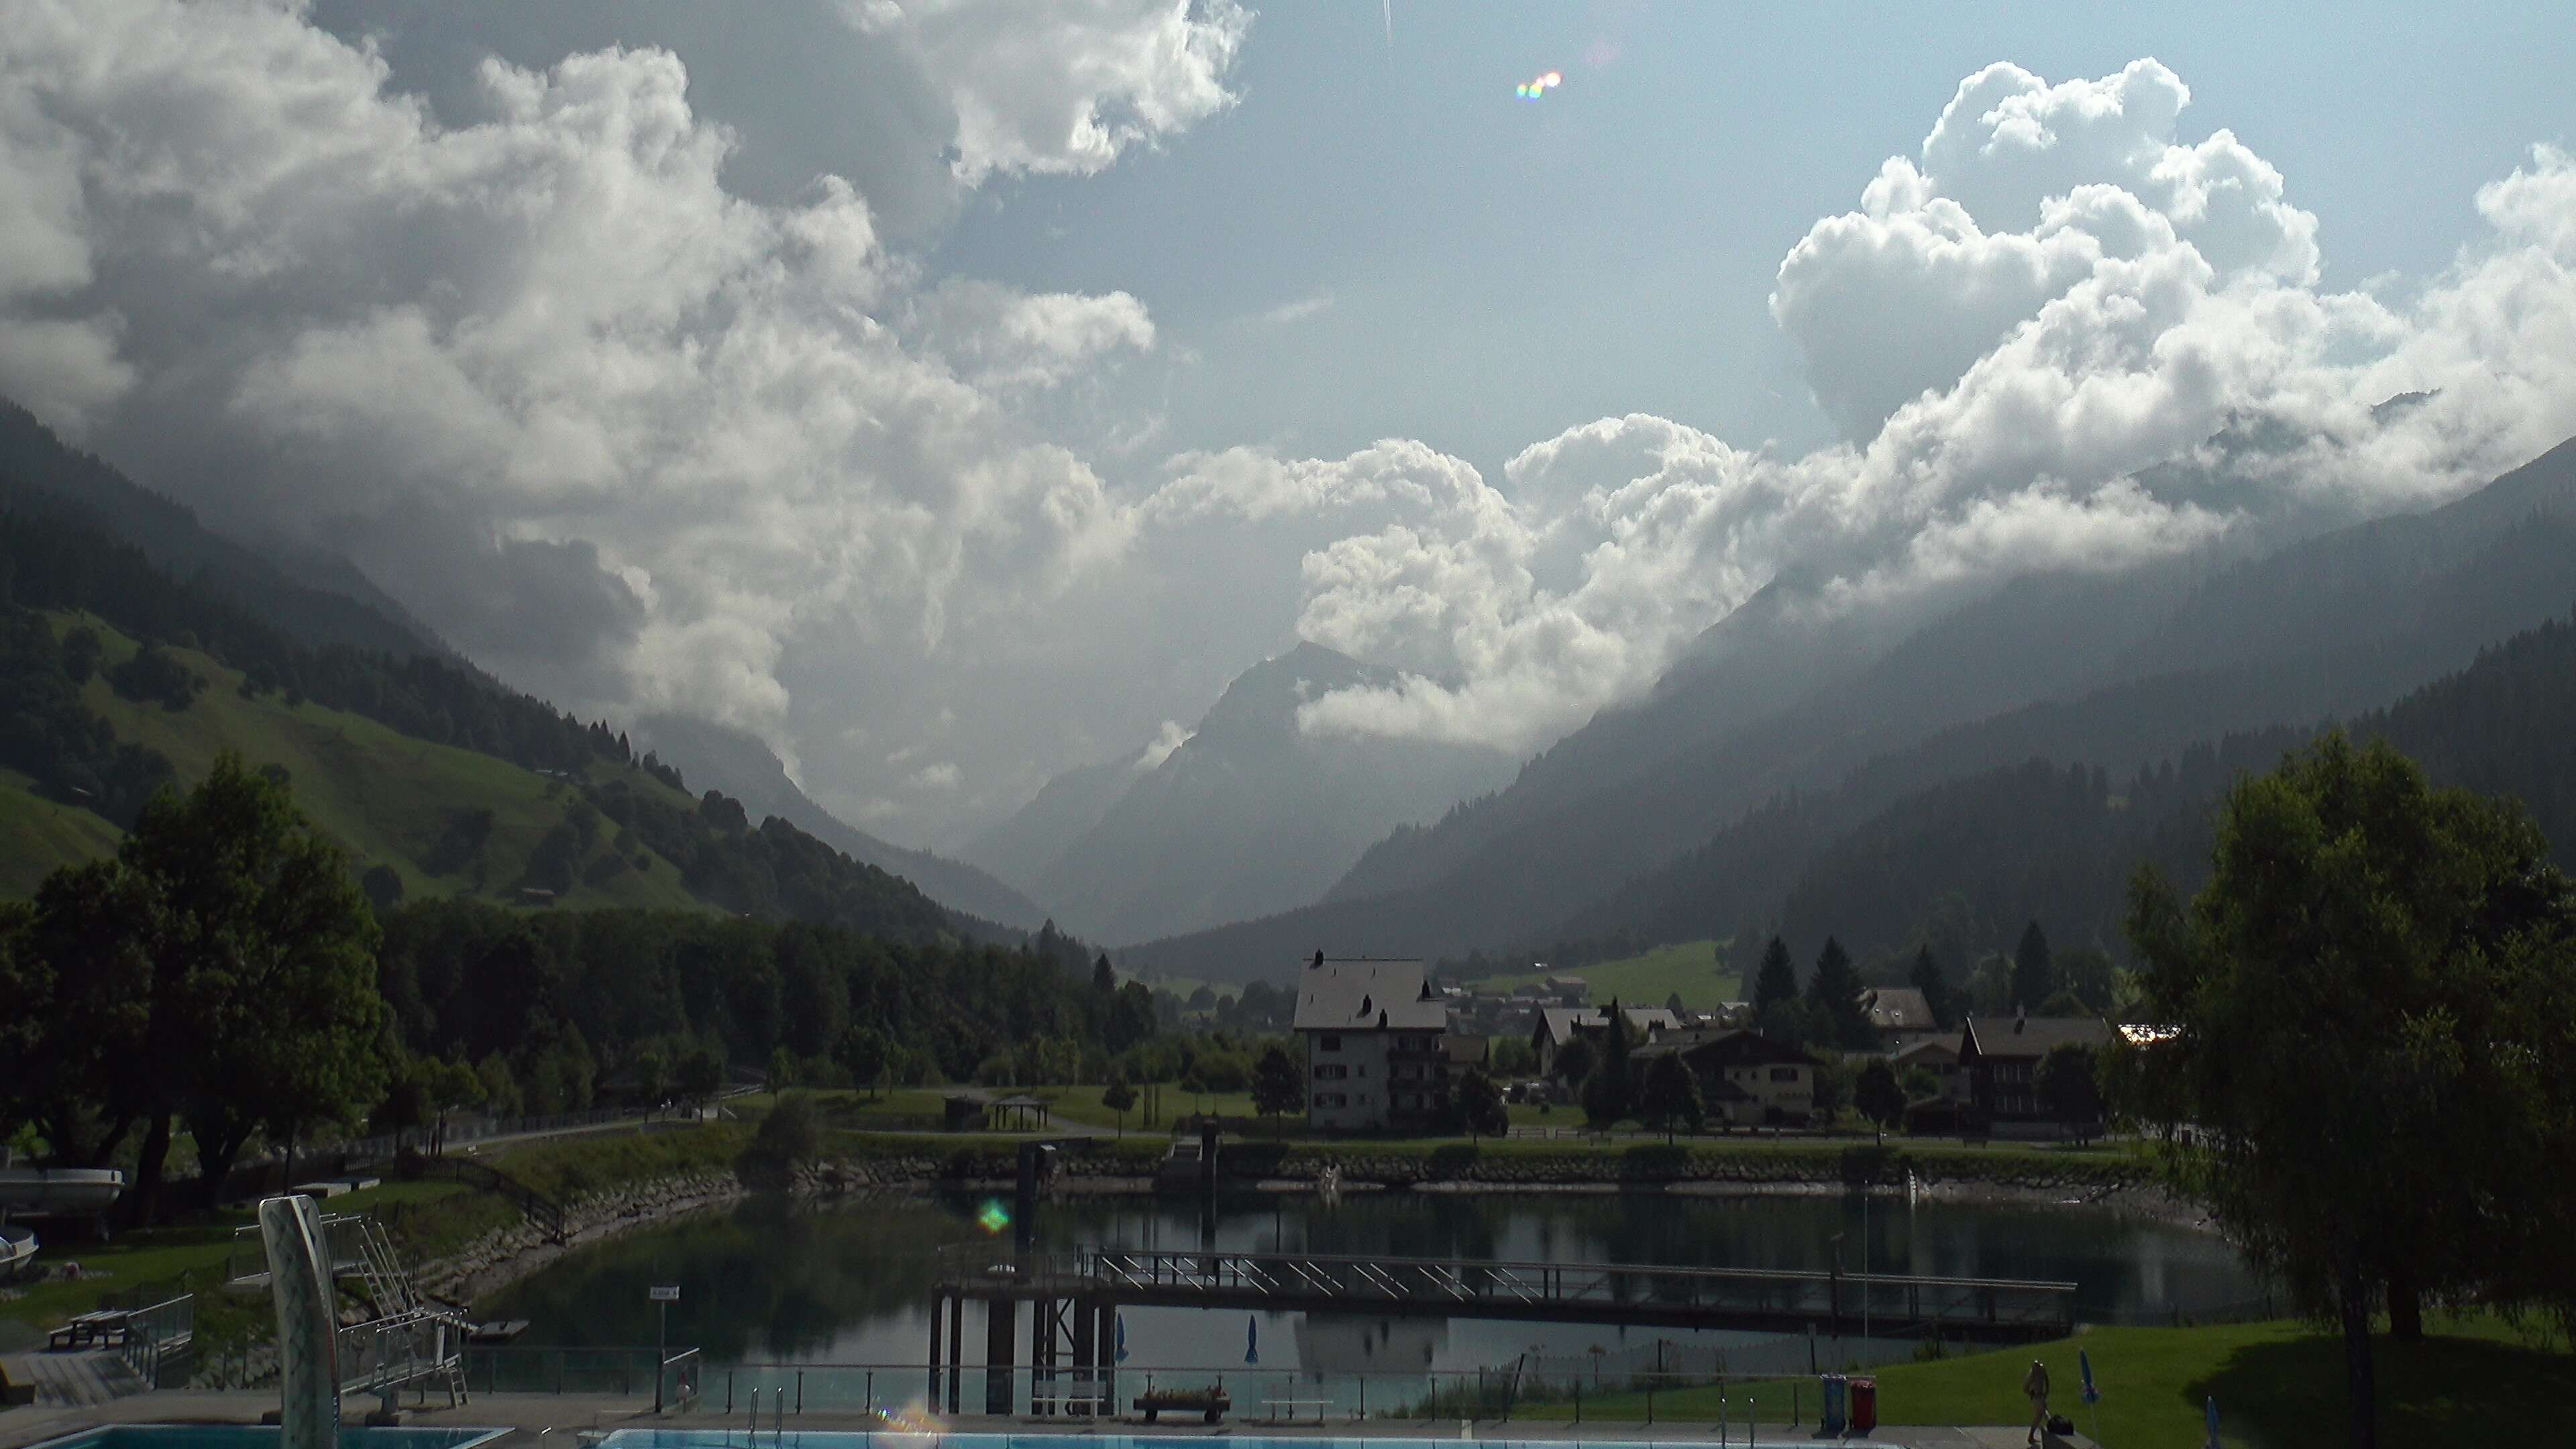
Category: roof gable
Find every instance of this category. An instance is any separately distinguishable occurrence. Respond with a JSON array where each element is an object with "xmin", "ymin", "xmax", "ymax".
[{"xmin": 1961, "ymin": 1015, "xmax": 2111, "ymax": 1060}]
